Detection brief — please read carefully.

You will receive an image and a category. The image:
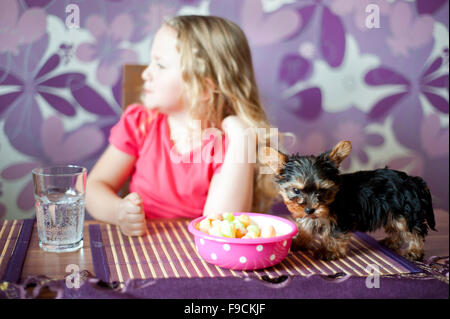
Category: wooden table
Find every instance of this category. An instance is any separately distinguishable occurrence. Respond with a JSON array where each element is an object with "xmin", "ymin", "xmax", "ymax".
[
  {"xmin": 21, "ymin": 220, "xmax": 99, "ymax": 281},
  {"xmin": 20, "ymin": 210, "xmax": 449, "ymax": 282}
]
